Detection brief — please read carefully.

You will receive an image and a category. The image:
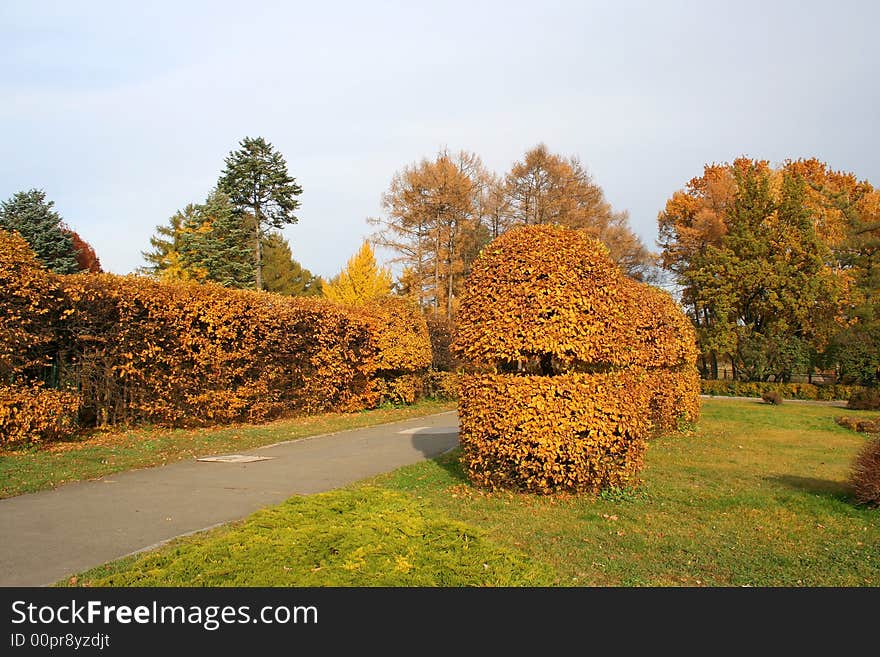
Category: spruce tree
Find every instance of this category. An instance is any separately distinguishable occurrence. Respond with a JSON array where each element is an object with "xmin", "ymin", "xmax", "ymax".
[{"xmin": 0, "ymin": 189, "xmax": 78, "ymax": 274}]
